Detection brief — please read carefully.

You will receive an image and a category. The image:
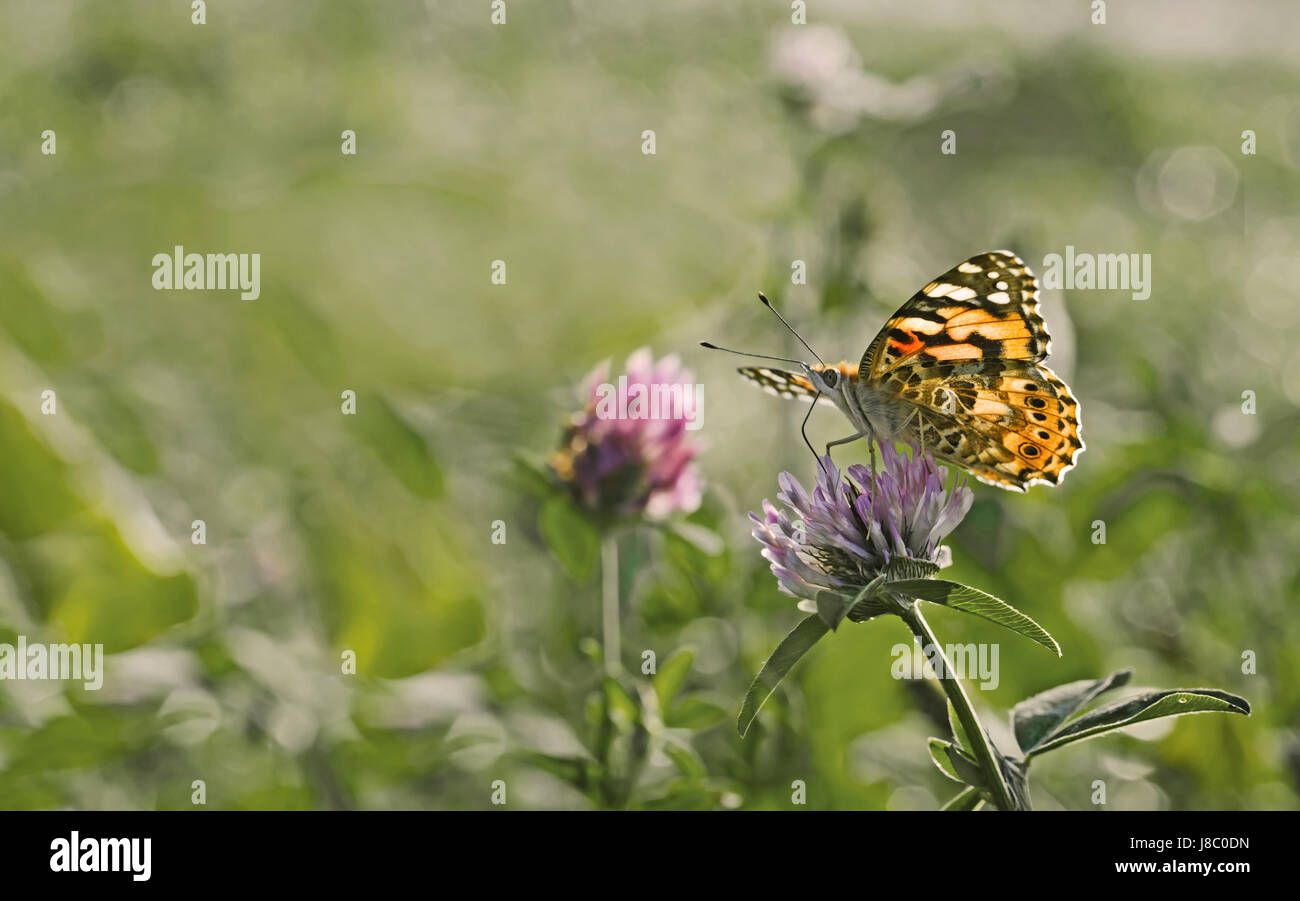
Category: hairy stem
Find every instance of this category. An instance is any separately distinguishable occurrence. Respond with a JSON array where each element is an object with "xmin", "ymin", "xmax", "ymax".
[
  {"xmin": 601, "ymin": 533, "xmax": 621, "ymax": 676},
  {"xmin": 901, "ymin": 603, "xmax": 1018, "ymax": 811}
]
